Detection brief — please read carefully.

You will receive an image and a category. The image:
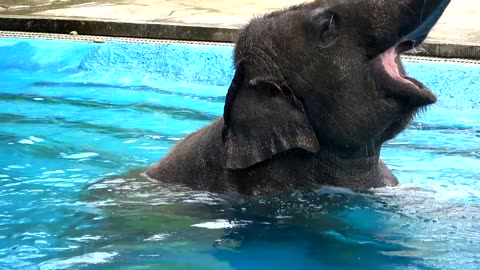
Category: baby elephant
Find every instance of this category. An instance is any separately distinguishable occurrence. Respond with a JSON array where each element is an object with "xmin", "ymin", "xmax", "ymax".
[{"xmin": 147, "ymin": 0, "xmax": 451, "ymax": 195}]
